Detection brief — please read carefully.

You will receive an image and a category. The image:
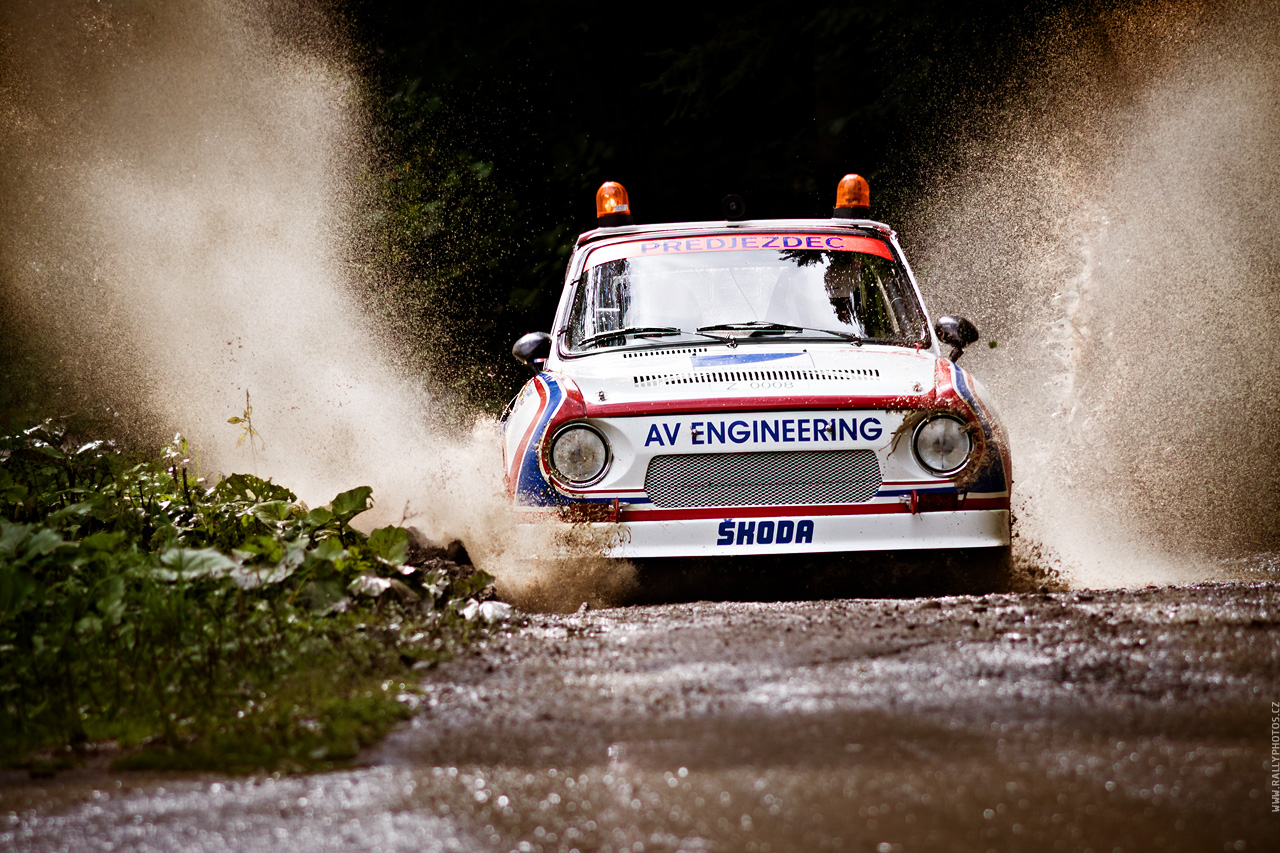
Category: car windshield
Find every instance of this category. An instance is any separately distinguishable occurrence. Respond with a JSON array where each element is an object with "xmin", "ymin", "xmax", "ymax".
[{"xmin": 564, "ymin": 237, "xmax": 928, "ymax": 352}]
